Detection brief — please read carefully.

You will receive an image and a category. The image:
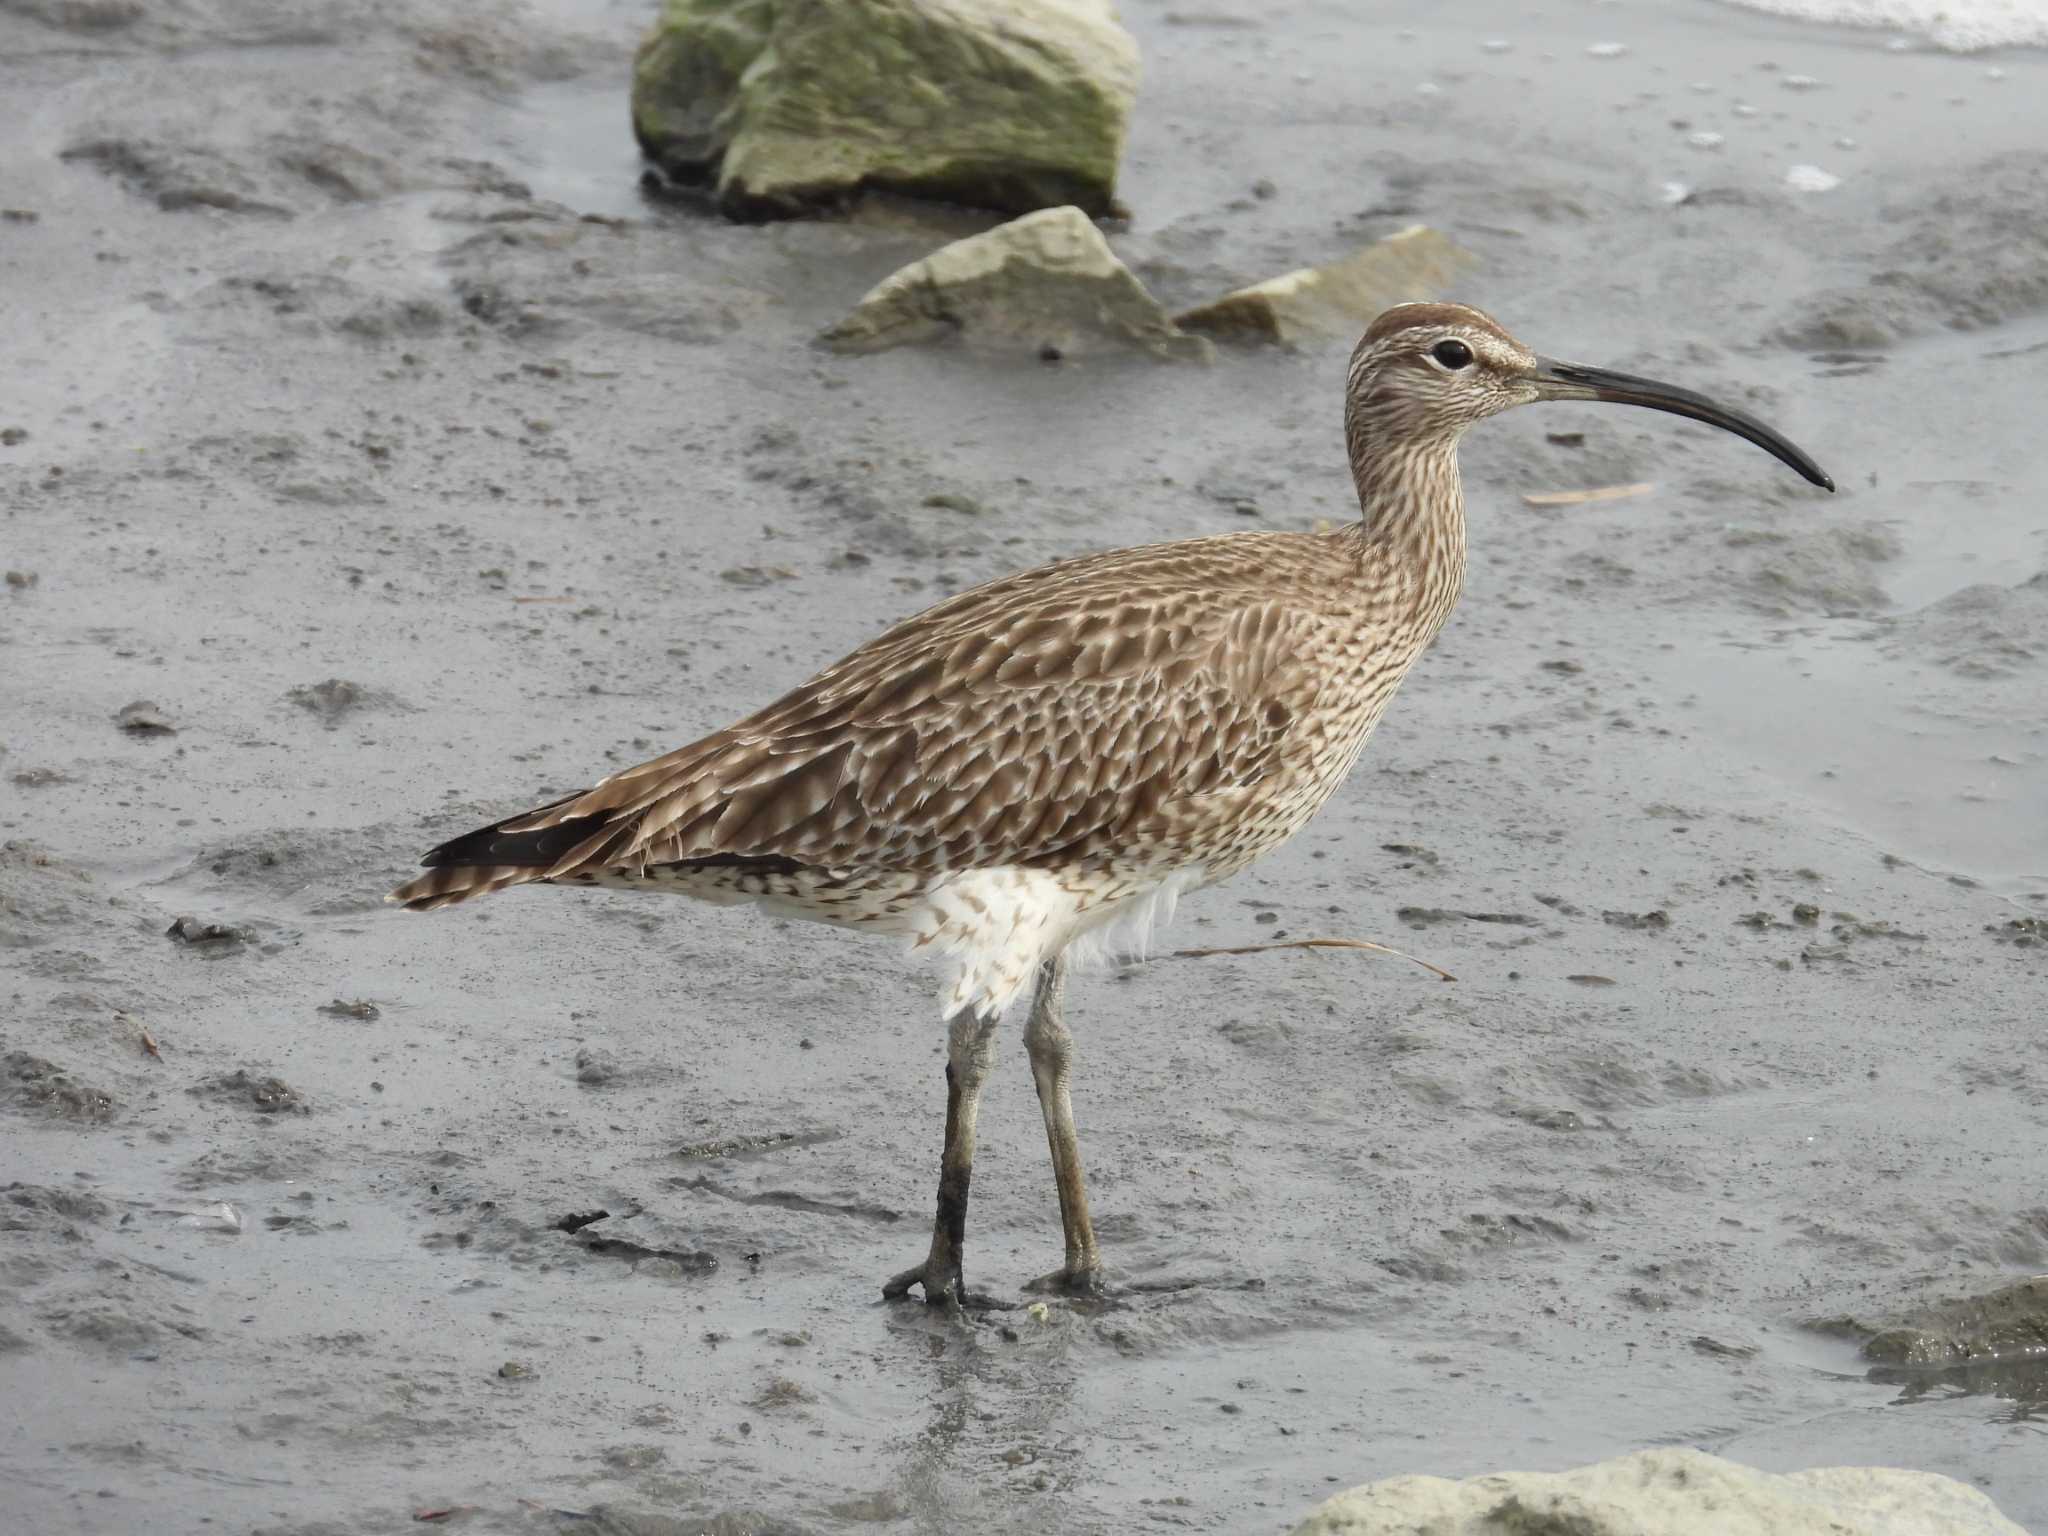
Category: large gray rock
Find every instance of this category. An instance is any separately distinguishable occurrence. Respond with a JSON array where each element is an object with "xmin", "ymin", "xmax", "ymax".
[
  {"xmin": 819, "ymin": 205, "xmax": 1209, "ymax": 361},
  {"xmin": 1177, "ymin": 225, "xmax": 1476, "ymax": 345},
  {"xmin": 631, "ymin": 0, "xmax": 1139, "ymax": 220},
  {"xmin": 1291, "ymin": 1448, "xmax": 2027, "ymax": 1536}
]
